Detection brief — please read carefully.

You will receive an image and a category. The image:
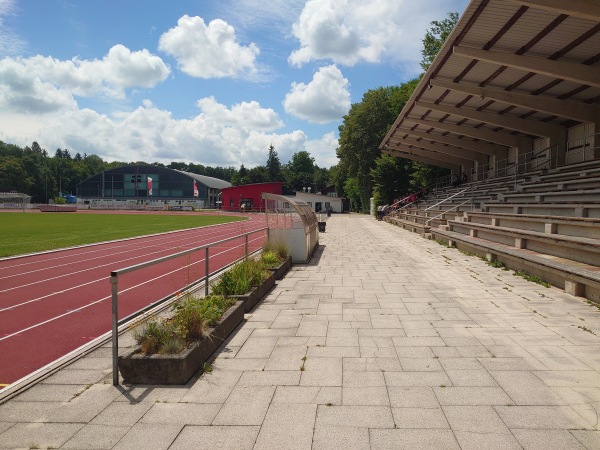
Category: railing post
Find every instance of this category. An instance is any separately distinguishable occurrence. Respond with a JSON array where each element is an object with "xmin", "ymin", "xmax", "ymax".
[
  {"xmin": 205, "ymin": 247, "xmax": 209, "ymax": 297},
  {"xmin": 245, "ymin": 233, "xmax": 249, "ymax": 260},
  {"xmin": 111, "ymin": 274, "xmax": 119, "ymax": 386},
  {"xmin": 471, "ymin": 185, "xmax": 474, "ymax": 211}
]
